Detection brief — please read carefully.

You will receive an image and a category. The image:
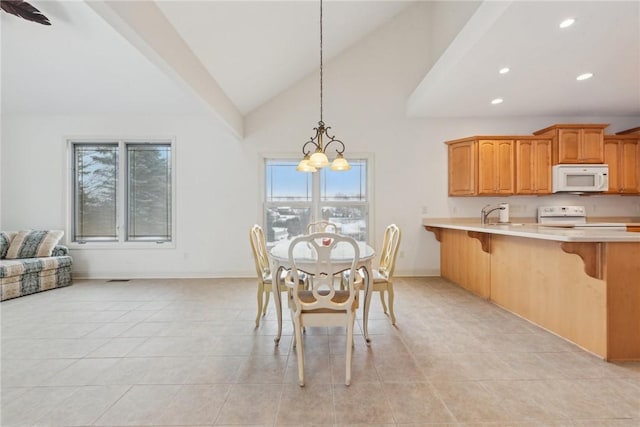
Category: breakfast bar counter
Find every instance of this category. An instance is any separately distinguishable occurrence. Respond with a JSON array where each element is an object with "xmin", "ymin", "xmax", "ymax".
[{"xmin": 423, "ymin": 219, "xmax": 640, "ymax": 361}]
